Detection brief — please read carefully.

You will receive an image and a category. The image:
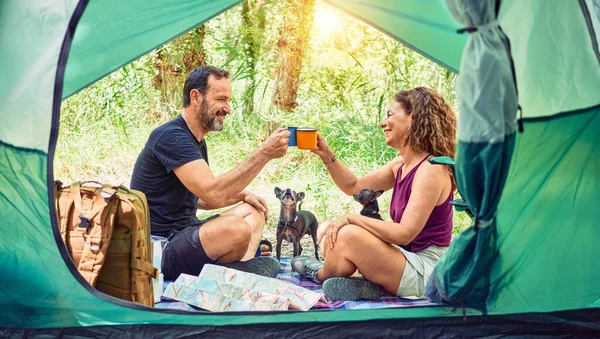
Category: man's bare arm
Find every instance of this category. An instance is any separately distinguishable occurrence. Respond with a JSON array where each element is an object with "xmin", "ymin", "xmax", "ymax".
[
  {"xmin": 197, "ymin": 191, "xmax": 245, "ymax": 210},
  {"xmin": 176, "ymin": 127, "xmax": 289, "ymax": 208}
]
